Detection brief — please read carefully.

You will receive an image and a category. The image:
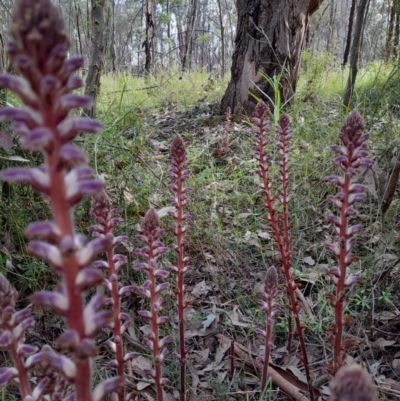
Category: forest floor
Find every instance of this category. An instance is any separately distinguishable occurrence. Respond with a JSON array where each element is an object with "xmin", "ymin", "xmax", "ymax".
[{"xmin": 2, "ymin": 64, "xmax": 400, "ymax": 400}]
